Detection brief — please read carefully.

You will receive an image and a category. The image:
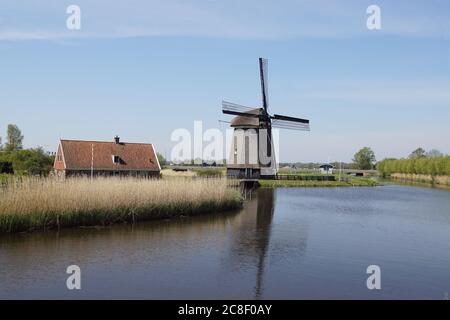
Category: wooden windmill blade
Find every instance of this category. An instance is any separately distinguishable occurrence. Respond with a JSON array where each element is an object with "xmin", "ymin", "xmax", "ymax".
[
  {"xmin": 222, "ymin": 101, "xmax": 257, "ymax": 113},
  {"xmin": 272, "ymin": 114, "xmax": 309, "ymax": 124},
  {"xmin": 222, "ymin": 101, "xmax": 263, "ymax": 119},
  {"xmin": 272, "ymin": 121, "xmax": 310, "ymax": 131},
  {"xmin": 259, "ymin": 58, "xmax": 269, "ymax": 113},
  {"xmin": 272, "ymin": 114, "xmax": 310, "ymax": 131},
  {"xmin": 222, "ymin": 109, "xmax": 261, "ymax": 119}
]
